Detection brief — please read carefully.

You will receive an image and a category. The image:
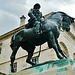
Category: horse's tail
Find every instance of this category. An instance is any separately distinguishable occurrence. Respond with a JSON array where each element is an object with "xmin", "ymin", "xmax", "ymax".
[
  {"xmin": 38, "ymin": 45, "xmax": 41, "ymax": 57},
  {"xmin": 10, "ymin": 35, "xmax": 15, "ymax": 49}
]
